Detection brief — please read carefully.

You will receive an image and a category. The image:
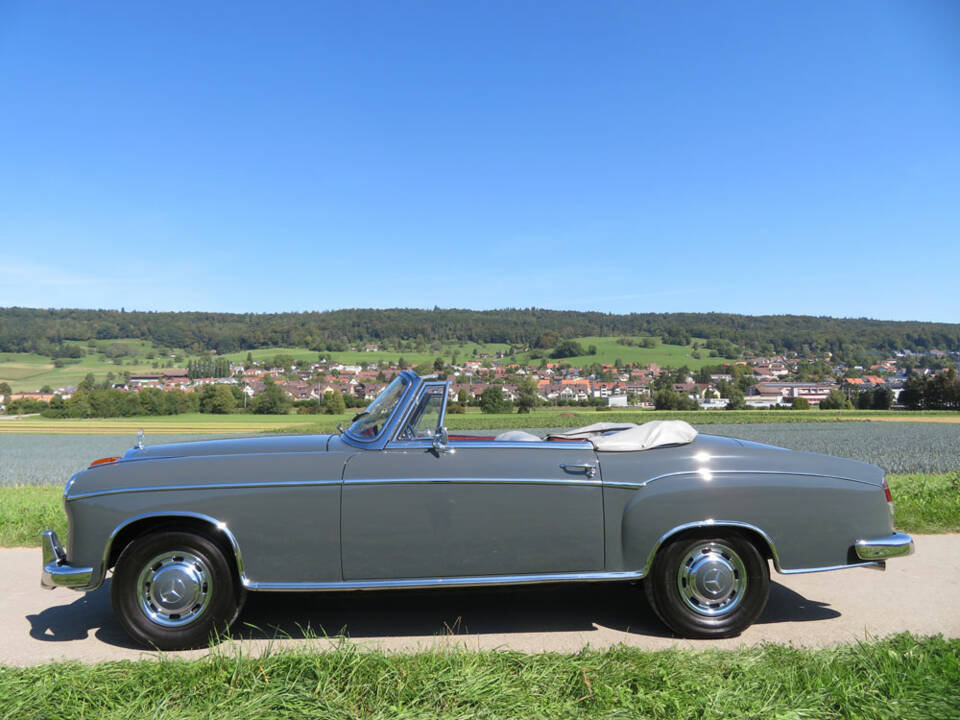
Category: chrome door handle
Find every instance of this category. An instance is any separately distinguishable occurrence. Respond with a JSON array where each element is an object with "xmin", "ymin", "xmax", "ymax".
[{"xmin": 559, "ymin": 463, "xmax": 597, "ymax": 479}]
